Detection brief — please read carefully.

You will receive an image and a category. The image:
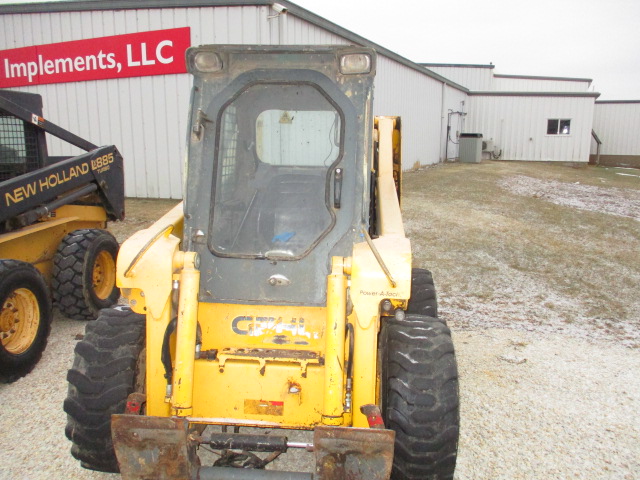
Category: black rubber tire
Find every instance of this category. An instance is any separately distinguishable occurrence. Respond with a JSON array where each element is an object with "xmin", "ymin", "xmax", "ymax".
[
  {"xmin": 64, "ymin": 306, "xmax": 145, "ymax": 472},
  {"xmin": 407, "ymin": 268, "xmax": 438, "ymax": 318},
  {"xmin": 380, "ymin": 314, "xmax": 459, "ymax": 480},
  {"xmin": 0, "ymin": 260, "xmax": 52, "ymax": 383},
  {"xmin": 52, "ymin": 229, "xmax": 120, "ymax": 320}
]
